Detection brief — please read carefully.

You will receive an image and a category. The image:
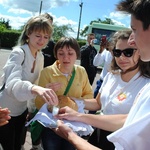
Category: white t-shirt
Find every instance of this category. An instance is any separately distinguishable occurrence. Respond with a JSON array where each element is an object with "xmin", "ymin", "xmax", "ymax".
[
  {"xmin": 108, "ymin": 82, "xmax": 150, "ymax": 150},
  {"xmin": 93, "ymin": 49, "xmax": 112, "ymax": 80},
  {"xmin": 99, "ymin": 72, "xmax": 149, "ymax": 115}
]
